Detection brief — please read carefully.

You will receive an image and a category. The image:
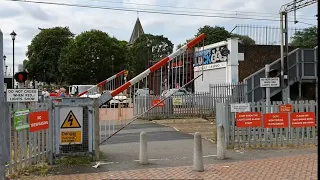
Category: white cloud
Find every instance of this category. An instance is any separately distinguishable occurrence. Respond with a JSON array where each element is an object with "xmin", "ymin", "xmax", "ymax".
[{"xmin": 0, "ymin": 0, "xmax": 317, "ymax": 75}]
